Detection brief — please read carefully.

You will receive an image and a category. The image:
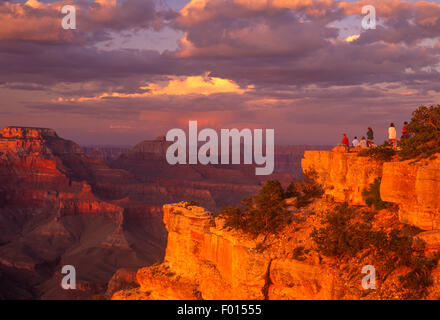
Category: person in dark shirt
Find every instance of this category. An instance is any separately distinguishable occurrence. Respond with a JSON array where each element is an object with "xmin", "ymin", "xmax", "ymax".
[{"xmin": 367, "ymin": 127, "xmax": 374, "ymax": 147}]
